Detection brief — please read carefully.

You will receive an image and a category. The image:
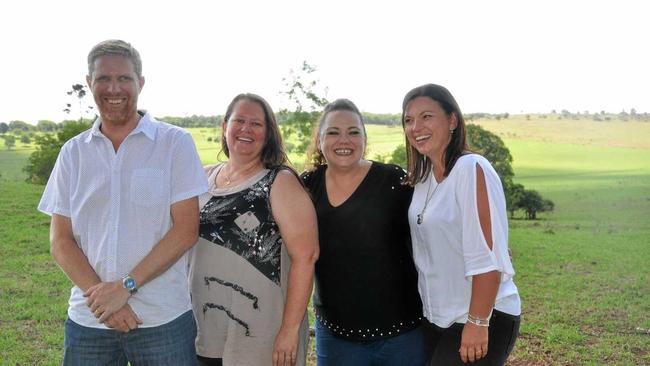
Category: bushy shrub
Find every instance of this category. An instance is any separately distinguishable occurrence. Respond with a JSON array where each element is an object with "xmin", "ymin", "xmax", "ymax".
[{"xmin": 24, "ymin": 121, "xmax": 91, "ymax": 184}]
